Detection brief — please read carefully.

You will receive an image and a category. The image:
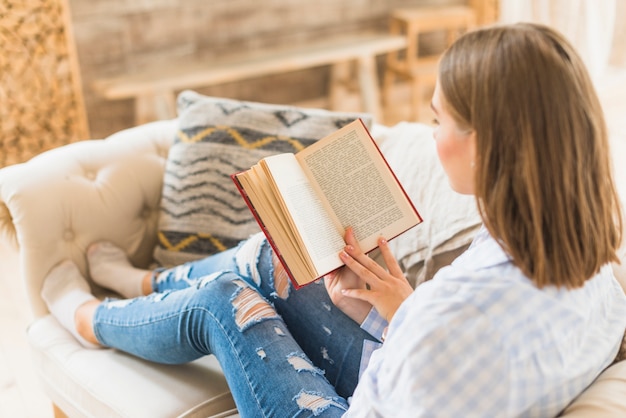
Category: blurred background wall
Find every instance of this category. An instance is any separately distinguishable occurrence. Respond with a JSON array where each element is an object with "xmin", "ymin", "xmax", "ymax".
[
  {"xmin": 70, "ymin": 0, "xmax": 468, "ymax": 139},
  {"xmin": 4, "ymin": 0, "xmax": 621, "ymax": 165}
]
